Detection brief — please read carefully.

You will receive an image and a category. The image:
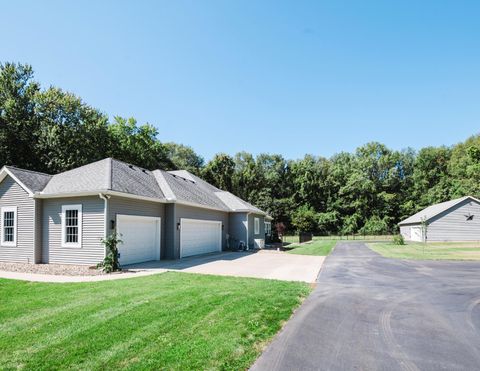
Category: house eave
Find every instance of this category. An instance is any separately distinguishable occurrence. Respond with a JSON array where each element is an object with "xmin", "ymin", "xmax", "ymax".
[{"xmin": 34, "ymin": 190, "xmax": 168, "ymax": 204}]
